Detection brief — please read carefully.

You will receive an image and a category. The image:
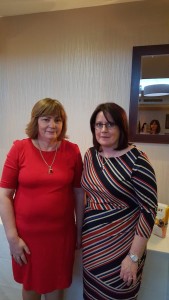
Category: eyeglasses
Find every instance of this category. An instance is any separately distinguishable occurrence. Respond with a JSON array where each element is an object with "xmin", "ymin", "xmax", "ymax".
[{"xmin": 94, "ymin": 122, "xmax": 116, "ymax": 130}]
